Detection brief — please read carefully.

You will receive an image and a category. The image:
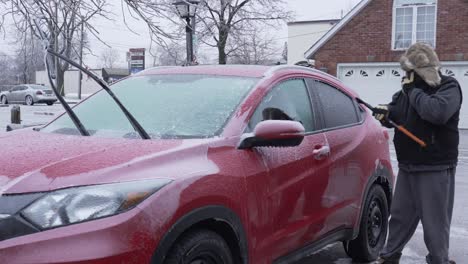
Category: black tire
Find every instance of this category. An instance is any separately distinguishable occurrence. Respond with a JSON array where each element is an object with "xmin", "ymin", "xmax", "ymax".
[
  {"xmin": 164, "ymin": 229, "xmax": 234, "ymax": 264},
  {"xmin": 46, "ymin": 102, "xmax": 54, "ymax": 106},
  {"xmin": 344, "ymin": 185, "xmax": 389, "ymax": 262},
  {"xmin": 25, "ymin": 95, "xmax": 34, "ymax": 106},
  {"xmin": 1, "ymin": 96, "xmax": 7, "ymax": 105}
]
